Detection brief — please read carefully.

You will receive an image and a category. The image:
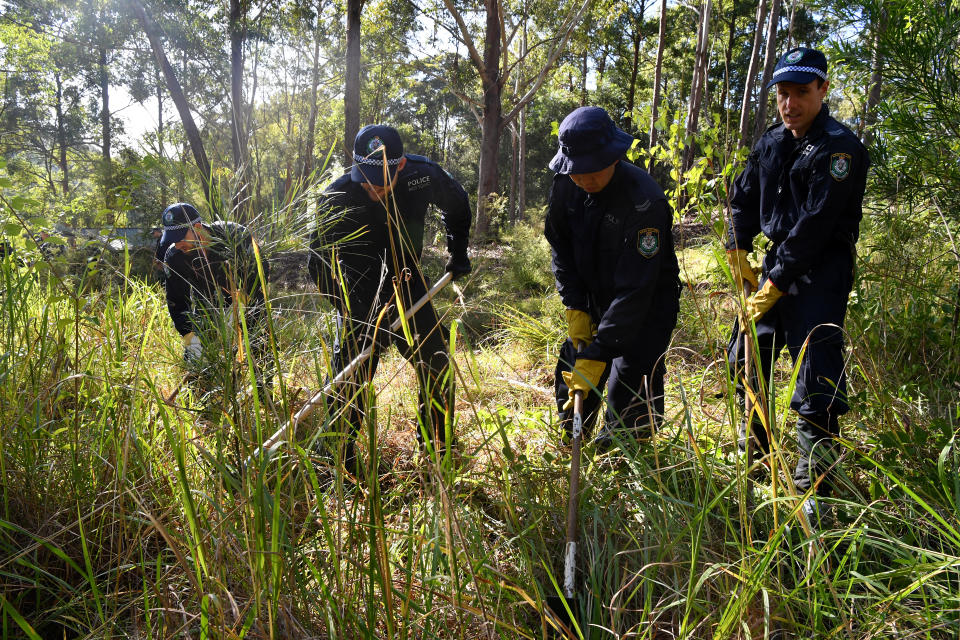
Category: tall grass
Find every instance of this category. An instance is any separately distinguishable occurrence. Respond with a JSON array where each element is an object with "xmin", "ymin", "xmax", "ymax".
[{"xmin": 1, "ymin": 199, "xmax": 959, "ymax": 639}]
